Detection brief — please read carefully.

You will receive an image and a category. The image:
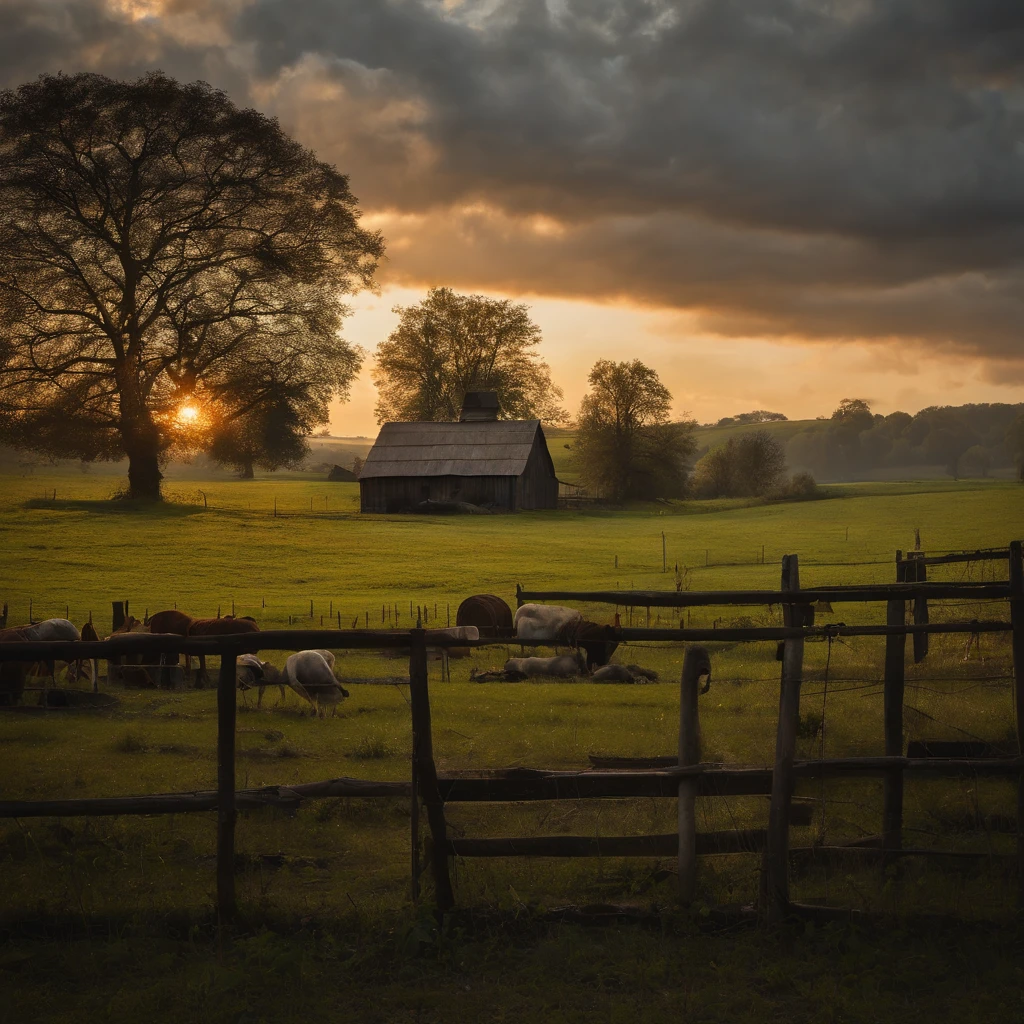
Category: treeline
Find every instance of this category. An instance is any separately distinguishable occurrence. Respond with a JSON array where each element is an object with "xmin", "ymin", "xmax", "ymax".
[{"xmin": 786, "ymin": 400, "xmax": 1024, "ymax": 481}]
